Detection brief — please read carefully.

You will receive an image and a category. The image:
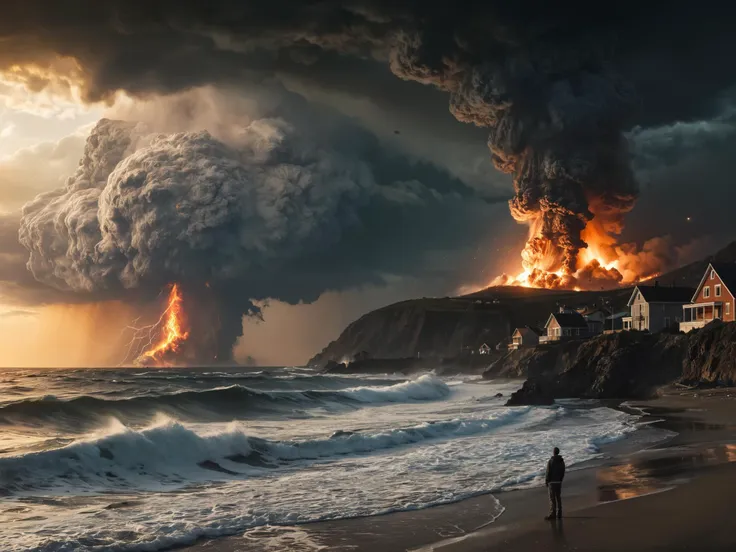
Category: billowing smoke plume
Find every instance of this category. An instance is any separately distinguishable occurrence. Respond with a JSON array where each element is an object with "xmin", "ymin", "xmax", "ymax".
[
  {"xmin": 6, "ymin": 1, "xmax": 736, "ymax": 323},
  {"xmin": 18, "ymin": 85, "xmax": 493, "ymax": 363},
  {"xmin": 386, "ymin": 28, "xmax": 641, "ymax": 287},
  {"xmin": 20, "ymin": 117, "xmax": 367, "ymax": 361}
]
